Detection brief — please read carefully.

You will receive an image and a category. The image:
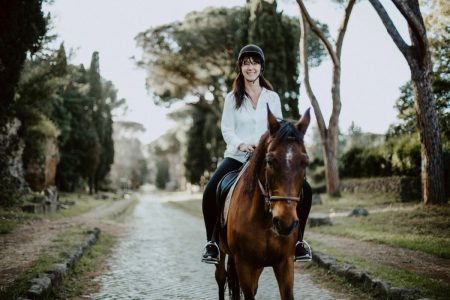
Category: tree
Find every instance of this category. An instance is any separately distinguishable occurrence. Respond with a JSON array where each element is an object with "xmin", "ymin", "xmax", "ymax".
[
  {"xmin": 0, "ymin": 0, "xmax": 47, "ymax": 117},
  {"xmin": 0, "ymin": 0, "xmax": 47, "ymax": 206},
  {"xmin": 155, "ymin": 158, "xmax": 170, "ymax": 190},
  {"xmin": 368, "ymin": 0, "xmax": 446, "ymax": 204},
  {"xmin": 184, "ymin": 106, "xmax": 212, "ymax": 185},
  {"xmin": 297, "ymin": 0, "xmax": 356, "ymax": 196},
  {"xmin": 110, "ymin": 121, "xmax": 148, "ymax": 190},
  {"xmin": 94, "ymin": 80, "xmax": 115, "ymax": 191},
  {"xmin": 14, "ymin": 43, "xmax": 67, "ymax": 192},
  {"xmin": 85, "ymin": 52, "xmax": 117, "ymax": 193}
]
